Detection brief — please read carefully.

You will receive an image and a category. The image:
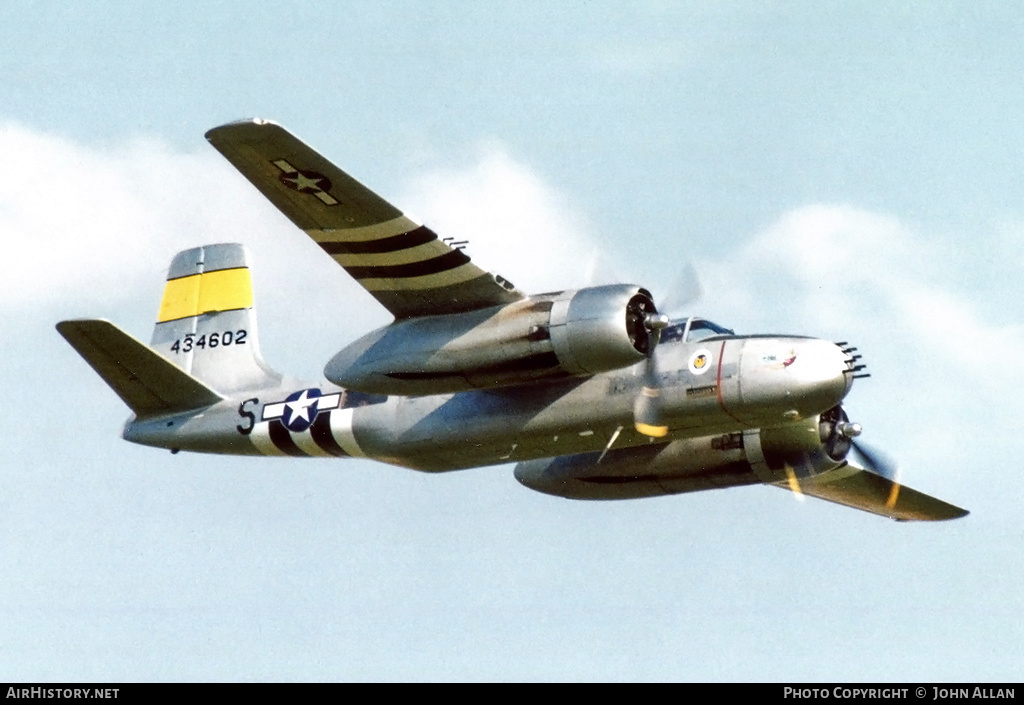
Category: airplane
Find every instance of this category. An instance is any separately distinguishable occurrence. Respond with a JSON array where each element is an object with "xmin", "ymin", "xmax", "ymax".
[{"xmin": 57, "ymin": 119, "xmax": 967, "ymax": 522}]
